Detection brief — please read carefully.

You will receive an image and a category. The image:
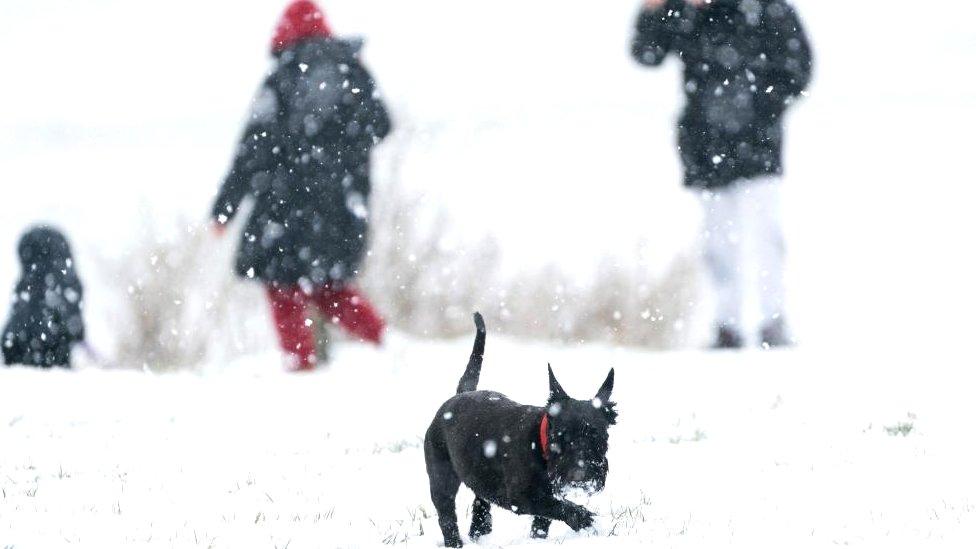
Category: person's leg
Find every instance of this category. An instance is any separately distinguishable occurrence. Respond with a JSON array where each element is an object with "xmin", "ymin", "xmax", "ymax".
[
  {"xmin": 741, "ymin": 177, "xmax": 791, "ymax": 347},
  {"xmin": 266, "ymin": 284, "xmax": 316, "ymax": 370},
  {"xmin": 312, "ymin": 284, "xmax": 385, "ymax": 345},
  {"xmin": 700, "ymin": 185, "xmax": 744, "ymax": 347}
]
